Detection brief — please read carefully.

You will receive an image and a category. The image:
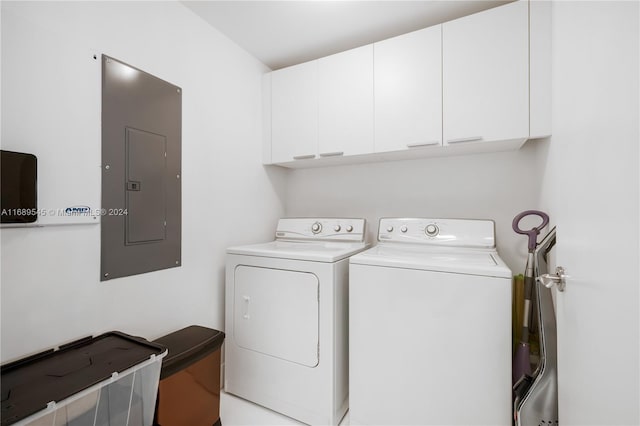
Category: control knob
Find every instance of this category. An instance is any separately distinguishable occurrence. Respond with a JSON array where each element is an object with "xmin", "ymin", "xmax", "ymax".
[
  {"xmin": 334, "ymin": 225, "xmax": 341, "ymax": 232},
  {"xmin": 387, "ymin": 226, "xmax": 394, "ymax": 232},
  {"xmin": 346, "ymin": 225, "xmax": 353, "ymax": 232},
  {"xmin": 401, "ymin": 225, "xmax": 408, "ymax": 233},
  {"xmin": 425, "ymin": 224, "xmax": 439, "ymax": 237},
  {"xmin": 311, "ymin": 222, "xmax": 322, "ymax": 234}
]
